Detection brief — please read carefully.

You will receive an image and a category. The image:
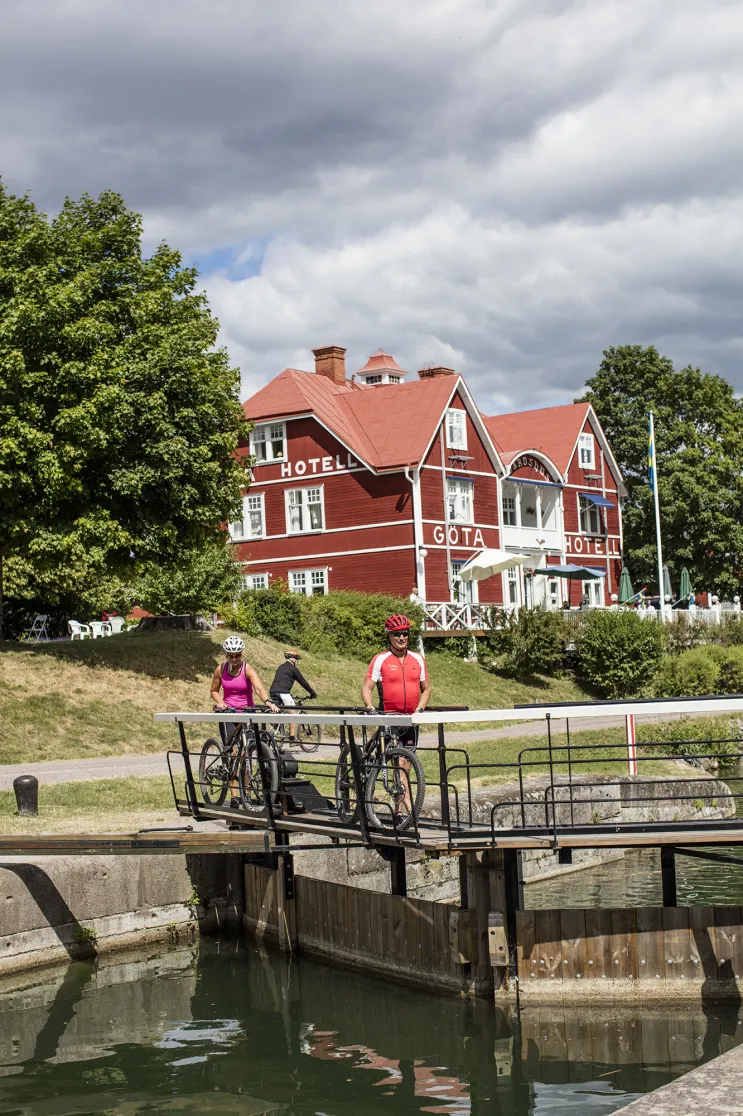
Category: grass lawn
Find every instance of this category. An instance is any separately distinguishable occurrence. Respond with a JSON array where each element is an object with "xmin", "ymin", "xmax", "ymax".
[
  {"xmin": 0, "ymin": 629, "xmax": 595, "ymax": 764},
  {"xmin": 0, "ymin": 776, "xmax": 177, "ymax": 834}
]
